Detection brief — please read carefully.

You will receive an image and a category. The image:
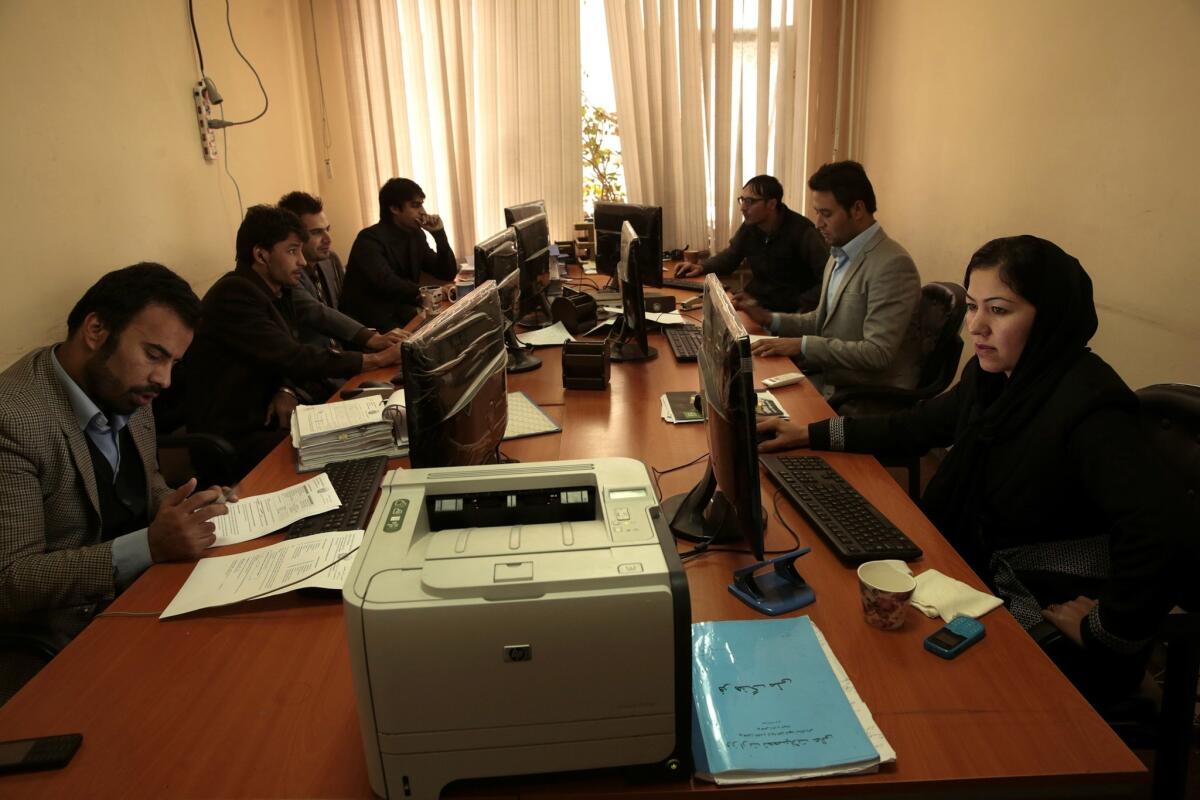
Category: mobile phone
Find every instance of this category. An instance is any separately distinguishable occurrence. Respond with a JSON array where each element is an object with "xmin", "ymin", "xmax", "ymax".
[
  {"xmin": 923, "ymin": 616, "xmax": 986, "ymax": 659},
  {"xmin": 0, "ymin": 733, "xmax": 83, "ymax": 775}
]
